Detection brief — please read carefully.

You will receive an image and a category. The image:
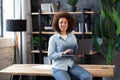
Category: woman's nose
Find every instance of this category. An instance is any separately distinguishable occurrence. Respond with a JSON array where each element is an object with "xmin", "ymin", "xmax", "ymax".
[{"xmin": 62, "ymin": 23, "xmax": 65, "ymax": 25}]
